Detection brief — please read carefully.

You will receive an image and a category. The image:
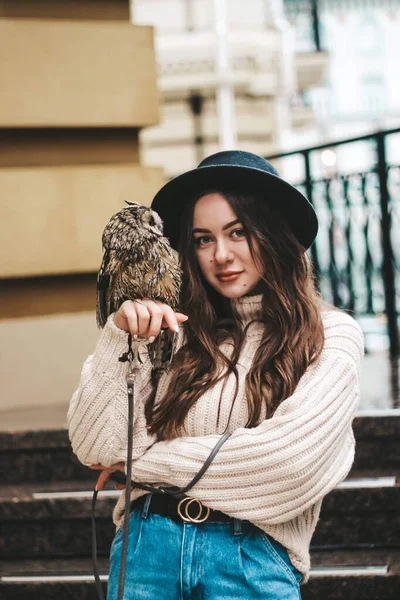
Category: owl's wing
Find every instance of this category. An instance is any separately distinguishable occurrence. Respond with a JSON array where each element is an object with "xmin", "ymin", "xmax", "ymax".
[{"xmin": 96, "ymin": 249, "xmax": 112, "ymax": 328}]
